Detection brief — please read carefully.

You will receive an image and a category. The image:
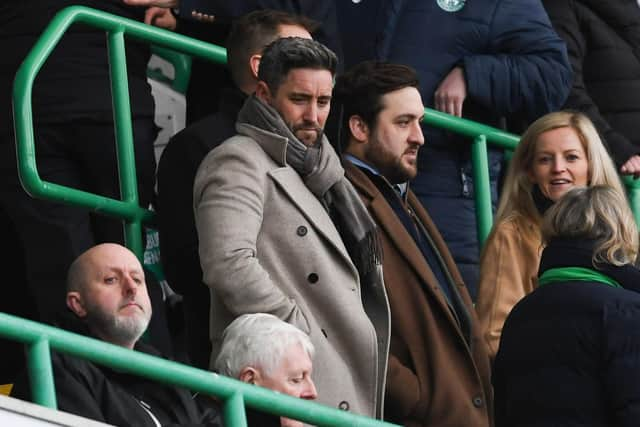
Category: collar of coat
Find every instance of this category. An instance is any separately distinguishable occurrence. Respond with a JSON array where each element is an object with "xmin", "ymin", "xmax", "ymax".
[
  {"xmin": 539, "ymin": 237, "xmax": 640, "ymax": 293},
  {"xmin": 343, "ymin": 159, "xmax": 475, "ymax": 342},
  {"xmin": 234, "ymin": 121, "xmax": 335, "ymax": 172}
]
